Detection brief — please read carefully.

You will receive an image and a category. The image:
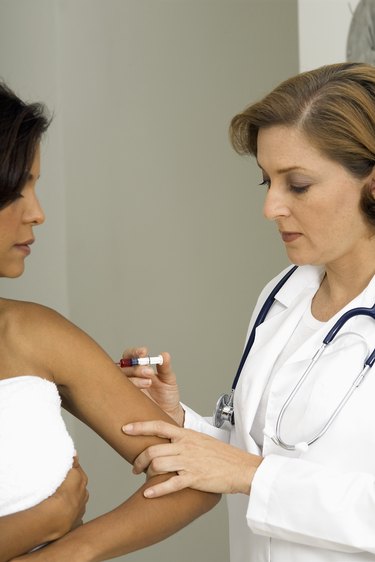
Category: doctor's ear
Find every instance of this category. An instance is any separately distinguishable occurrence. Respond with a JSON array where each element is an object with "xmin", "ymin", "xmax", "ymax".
[
  {"xmin": 365, "ymin": 168, "xmax": 375, "ymax": 197},
  {"xmin": 368, "ymin": 171, "xmax": 375, "ymax": 194}
]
